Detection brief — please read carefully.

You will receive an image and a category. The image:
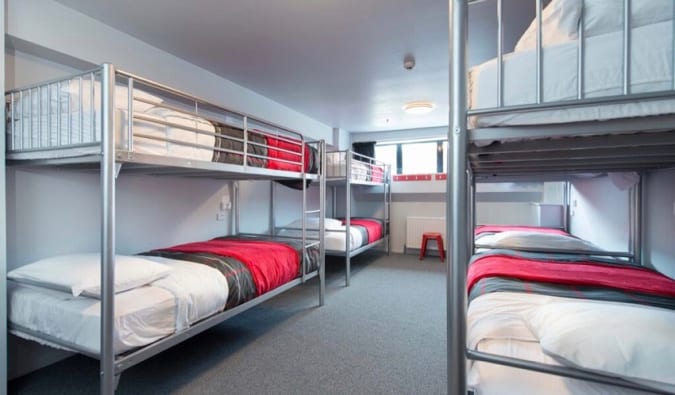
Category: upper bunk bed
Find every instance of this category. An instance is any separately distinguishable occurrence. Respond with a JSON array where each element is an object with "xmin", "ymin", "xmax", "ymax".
[
  {"xmin": 4, "ymin": 63, "xmax": 327, "ymax": 394},
  {"xmin": 464, "ymin": 0, "xmax": 675, "ymax": 179},
  {"xmin": 447, "ymin": 1, "xmax": 675, "ymax": 395},
  {"xmin": 324, "ymin": 149, "xmax": 391, "ymax": 285}
]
